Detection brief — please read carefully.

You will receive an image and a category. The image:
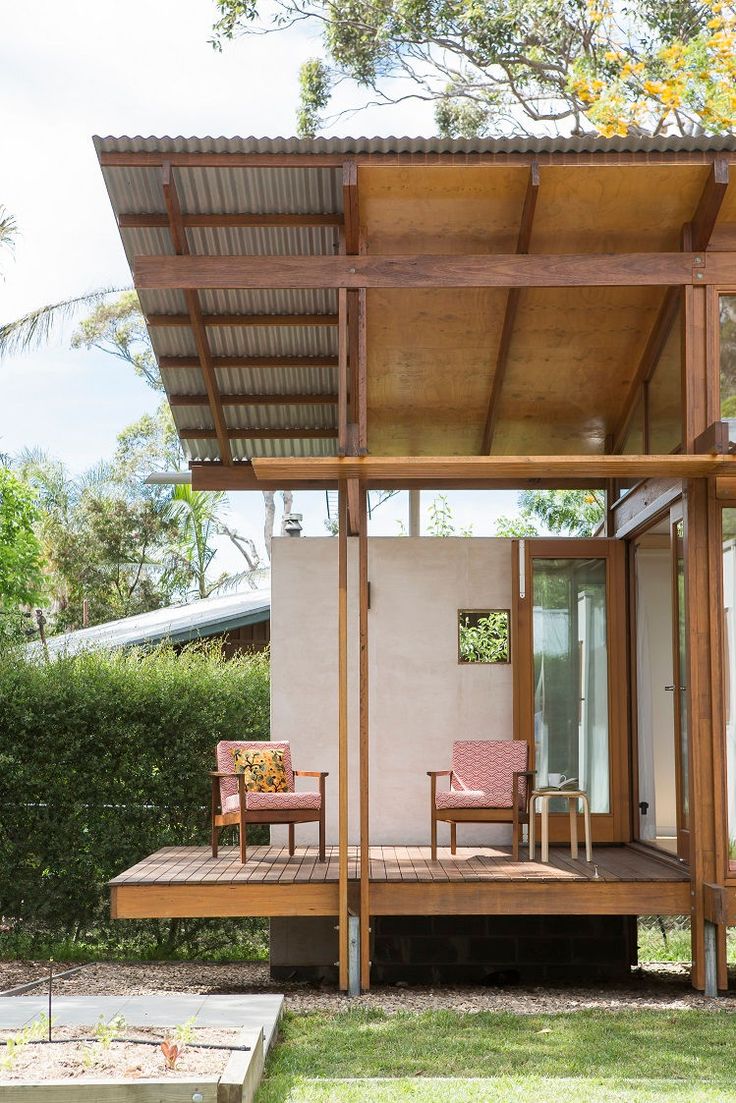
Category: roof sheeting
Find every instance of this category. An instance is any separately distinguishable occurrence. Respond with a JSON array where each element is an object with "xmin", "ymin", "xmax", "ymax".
[
  {"xmin": 96, "ymin": 133, "xmax": 736, "ymax": 463},
  {"xmin": 31, "ymin": 588, "xmax": 271, "ymax": 658}
]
